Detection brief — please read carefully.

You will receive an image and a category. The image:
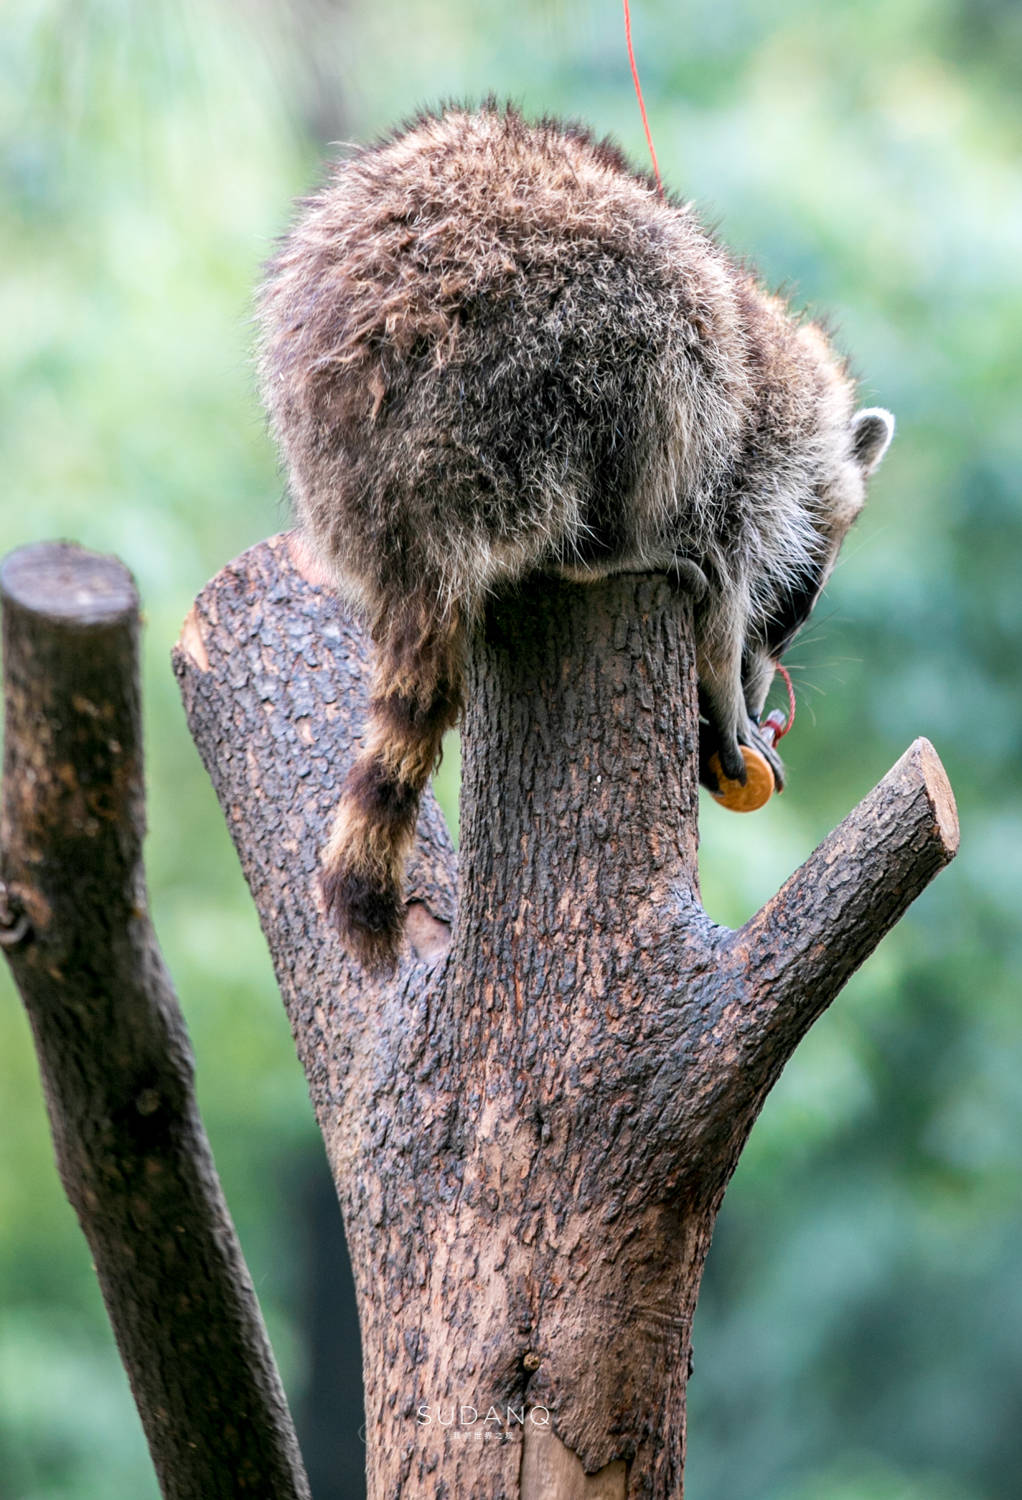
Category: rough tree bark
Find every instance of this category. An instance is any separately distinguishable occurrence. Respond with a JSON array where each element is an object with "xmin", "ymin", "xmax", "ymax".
[
  {"xmin": 0, "ymin": 543, "xmax": 310, "ymax": 1500},
  {"xmin": 173, "ymin": 532, "xmax": 957, "ymax": 1500},
  {"xmin": 1, "ymin": 531, "xmax": 958, "ymax": 1500}
]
